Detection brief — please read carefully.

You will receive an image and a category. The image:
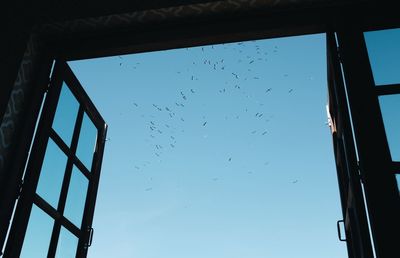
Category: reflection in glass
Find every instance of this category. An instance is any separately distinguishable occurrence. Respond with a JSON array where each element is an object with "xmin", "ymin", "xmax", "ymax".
[
  {"xmin": 76, "ymin": 113, "xmax": 97, "ymax": 171},
  {"xmin": 364, "ymin": 28, "xmax": 400, "ymax": 85},
  {"xmin": 52, "ymin": 83, "xmax": 79, "ymax": 146},
  {"xmin": 64, "ymin": 166, "xmax": 89, "ymax": 227},
  {"xmin": 55, "ymin": 227, "xmax": 78, "ymax": 258},
  {"xmin": 20, "ymin": 205, "xmax": 53, "ymax": 257},
  {"xmin": 378, "ymin": 95, "xmax": 400, "ymax": 161},
  {"xmin": 36, "ymin": 139, "xmax": 68, "ymax": 208}
]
